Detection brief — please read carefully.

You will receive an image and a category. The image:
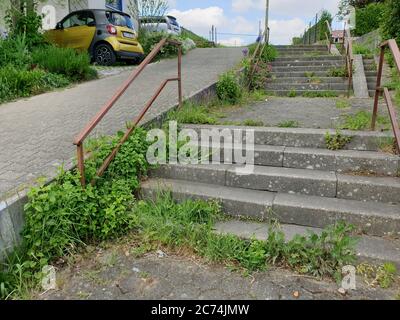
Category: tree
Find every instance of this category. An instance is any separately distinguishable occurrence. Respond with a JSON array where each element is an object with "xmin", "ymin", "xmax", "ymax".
[
  {"xmin": 338, "ymin": 0, "xmax": 385, "ymax": 19},
  {"xmin": 127, "ymin": 0, "xmax": 169, "ymax": 19},
  {"xmin": 381, "ymin": 0, "xmax": 400, "ymax": 43}
]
